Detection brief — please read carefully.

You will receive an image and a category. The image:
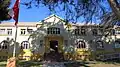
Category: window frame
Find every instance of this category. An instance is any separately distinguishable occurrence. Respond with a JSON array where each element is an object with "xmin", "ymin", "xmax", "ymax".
[
  {"xmin": 76, "ymin": 40, "xmax": 86, "ymax": 48},
  {"xmin": 20, "ymin": 29, "xmax": 26, "ymax": 35},
  {"xmin": 47, "ymin": 27, "xmax": 60, "ymax": 34},
  {"xmin": 81, "ymin": 28, "xmax": 86, "ymax": 35},
  {"xmin": 96, "ymin": 41, "xmax": 104, "ymax": 49},
  {"xmin": 74, "ymin": 29, "xmax": 80, "ymax": 35},
  {"xmin": 114, "ymin": 41, "xmax": 120, "ymax": 48},
  {"xmin": 40, "ymin": 40, "xmax": 43, "ymax": 47},
  {"xmin": 21, "ymin": 41, "xmax": 30, "ymax": 49},
  {"xmin": 92, "ymin": 29, "xmax": 98, "ymax": 36},
  {"xmin": 98, "ymin": 28, "xmax": 103, "ymax": 35},
  {"xmin": 116, "ymin": 27, "xmax": 120, "ymax": 34},
  {"xmin": 27, "ymin": 29, "xmax": 33, "ymax": 34},
  {"xmin": 7, "ymin": 29, "xmax": 12, "ymax": 35},
  {"xmin": 0, "ymin": 29, "xmax": 5, "ymax": 35},
  {"xmin": 0, "ymin": 40, "xmax": 9, "ymax": 49}
]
